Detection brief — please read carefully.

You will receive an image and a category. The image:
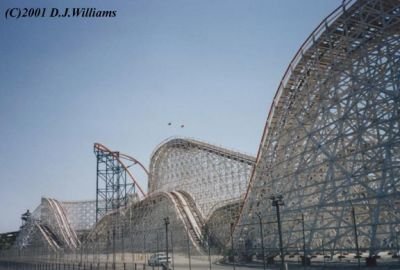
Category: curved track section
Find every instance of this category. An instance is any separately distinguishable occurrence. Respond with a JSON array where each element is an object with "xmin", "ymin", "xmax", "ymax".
[
  {"xmin": 16, "ymin": 216, "xmax": 62, "ymax": 252},
  {"xmin": 14, "ymin": 198, "xmax": 97, "ymax": 251},
  {"xmin": 149, "ymin": 138, "xmax": 255, "ymax": 217},
  {"xmin": 36, "ymin": 223, "xmax": 61, "ymax": 251},
  {"xmin": 168, "ymin": 191, "xmax": 205, "ymax": 252},
  {"xmin": 86, "ymin": 191, "xmax": 207, "ymax": 253},
  {"xmin": 42, "ymin": 198, "xmax": 80, "ymax": 249},
  {"xmin": 237, "ymin": 0, "xmax": 400, "ymax": 255}
]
